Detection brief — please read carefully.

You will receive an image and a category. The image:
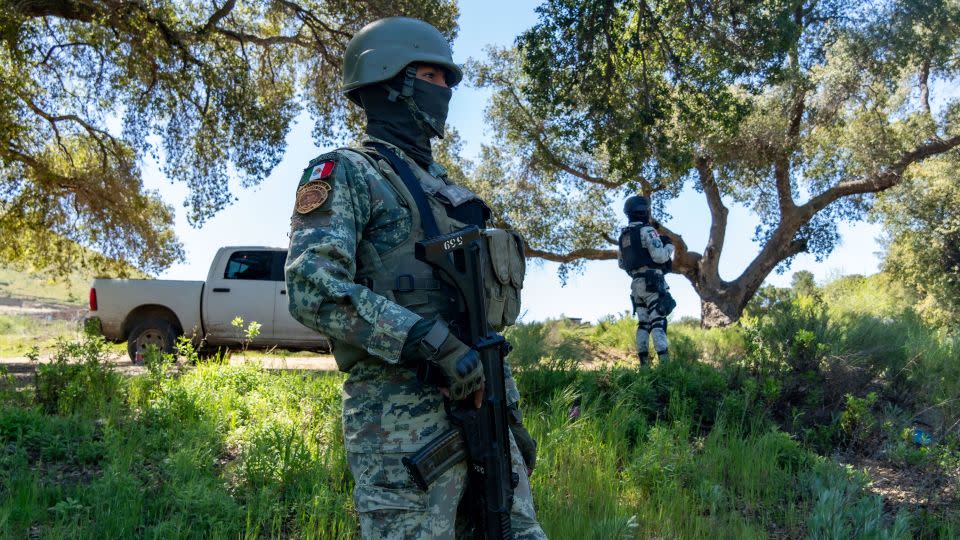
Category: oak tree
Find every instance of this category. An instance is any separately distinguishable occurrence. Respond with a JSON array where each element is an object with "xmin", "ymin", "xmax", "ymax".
[
  {"xmin": 470, "ymin": 0, "xmax": 960, "ymax": 326},
  {"xmin": 877, "ymin": 157, "xmax": 960, "ymax": 327},
  {"xmin": 0, "ymin": 0, "xmax": 457, "ymax": 276}
]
